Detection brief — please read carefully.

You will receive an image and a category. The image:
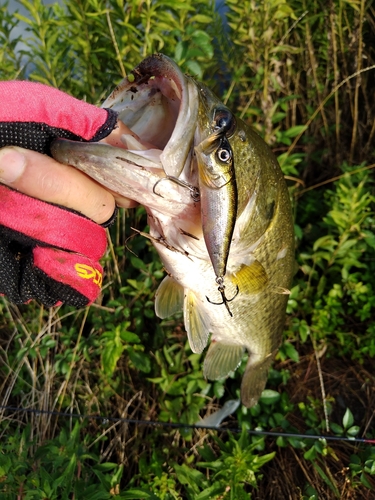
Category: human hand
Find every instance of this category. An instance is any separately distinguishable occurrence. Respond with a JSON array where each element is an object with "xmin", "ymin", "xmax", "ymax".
[
  {"xmin": 0, "ymin": 146, "xmax": 120, "ymax": 223},
  {"xmin": 0, "ymin": 81, "xmax": 136, "ymax": 307}
]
